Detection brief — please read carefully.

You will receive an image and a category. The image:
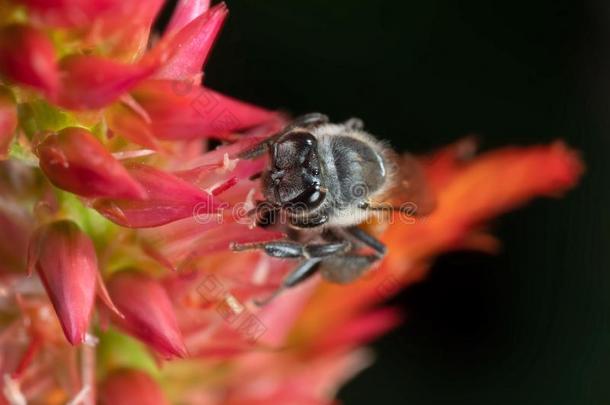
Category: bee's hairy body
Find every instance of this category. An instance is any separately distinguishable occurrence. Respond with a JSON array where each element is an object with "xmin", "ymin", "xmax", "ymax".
[{"xmin": 233, "ymin": 113, "xmax": 404, "ymax": 303}]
